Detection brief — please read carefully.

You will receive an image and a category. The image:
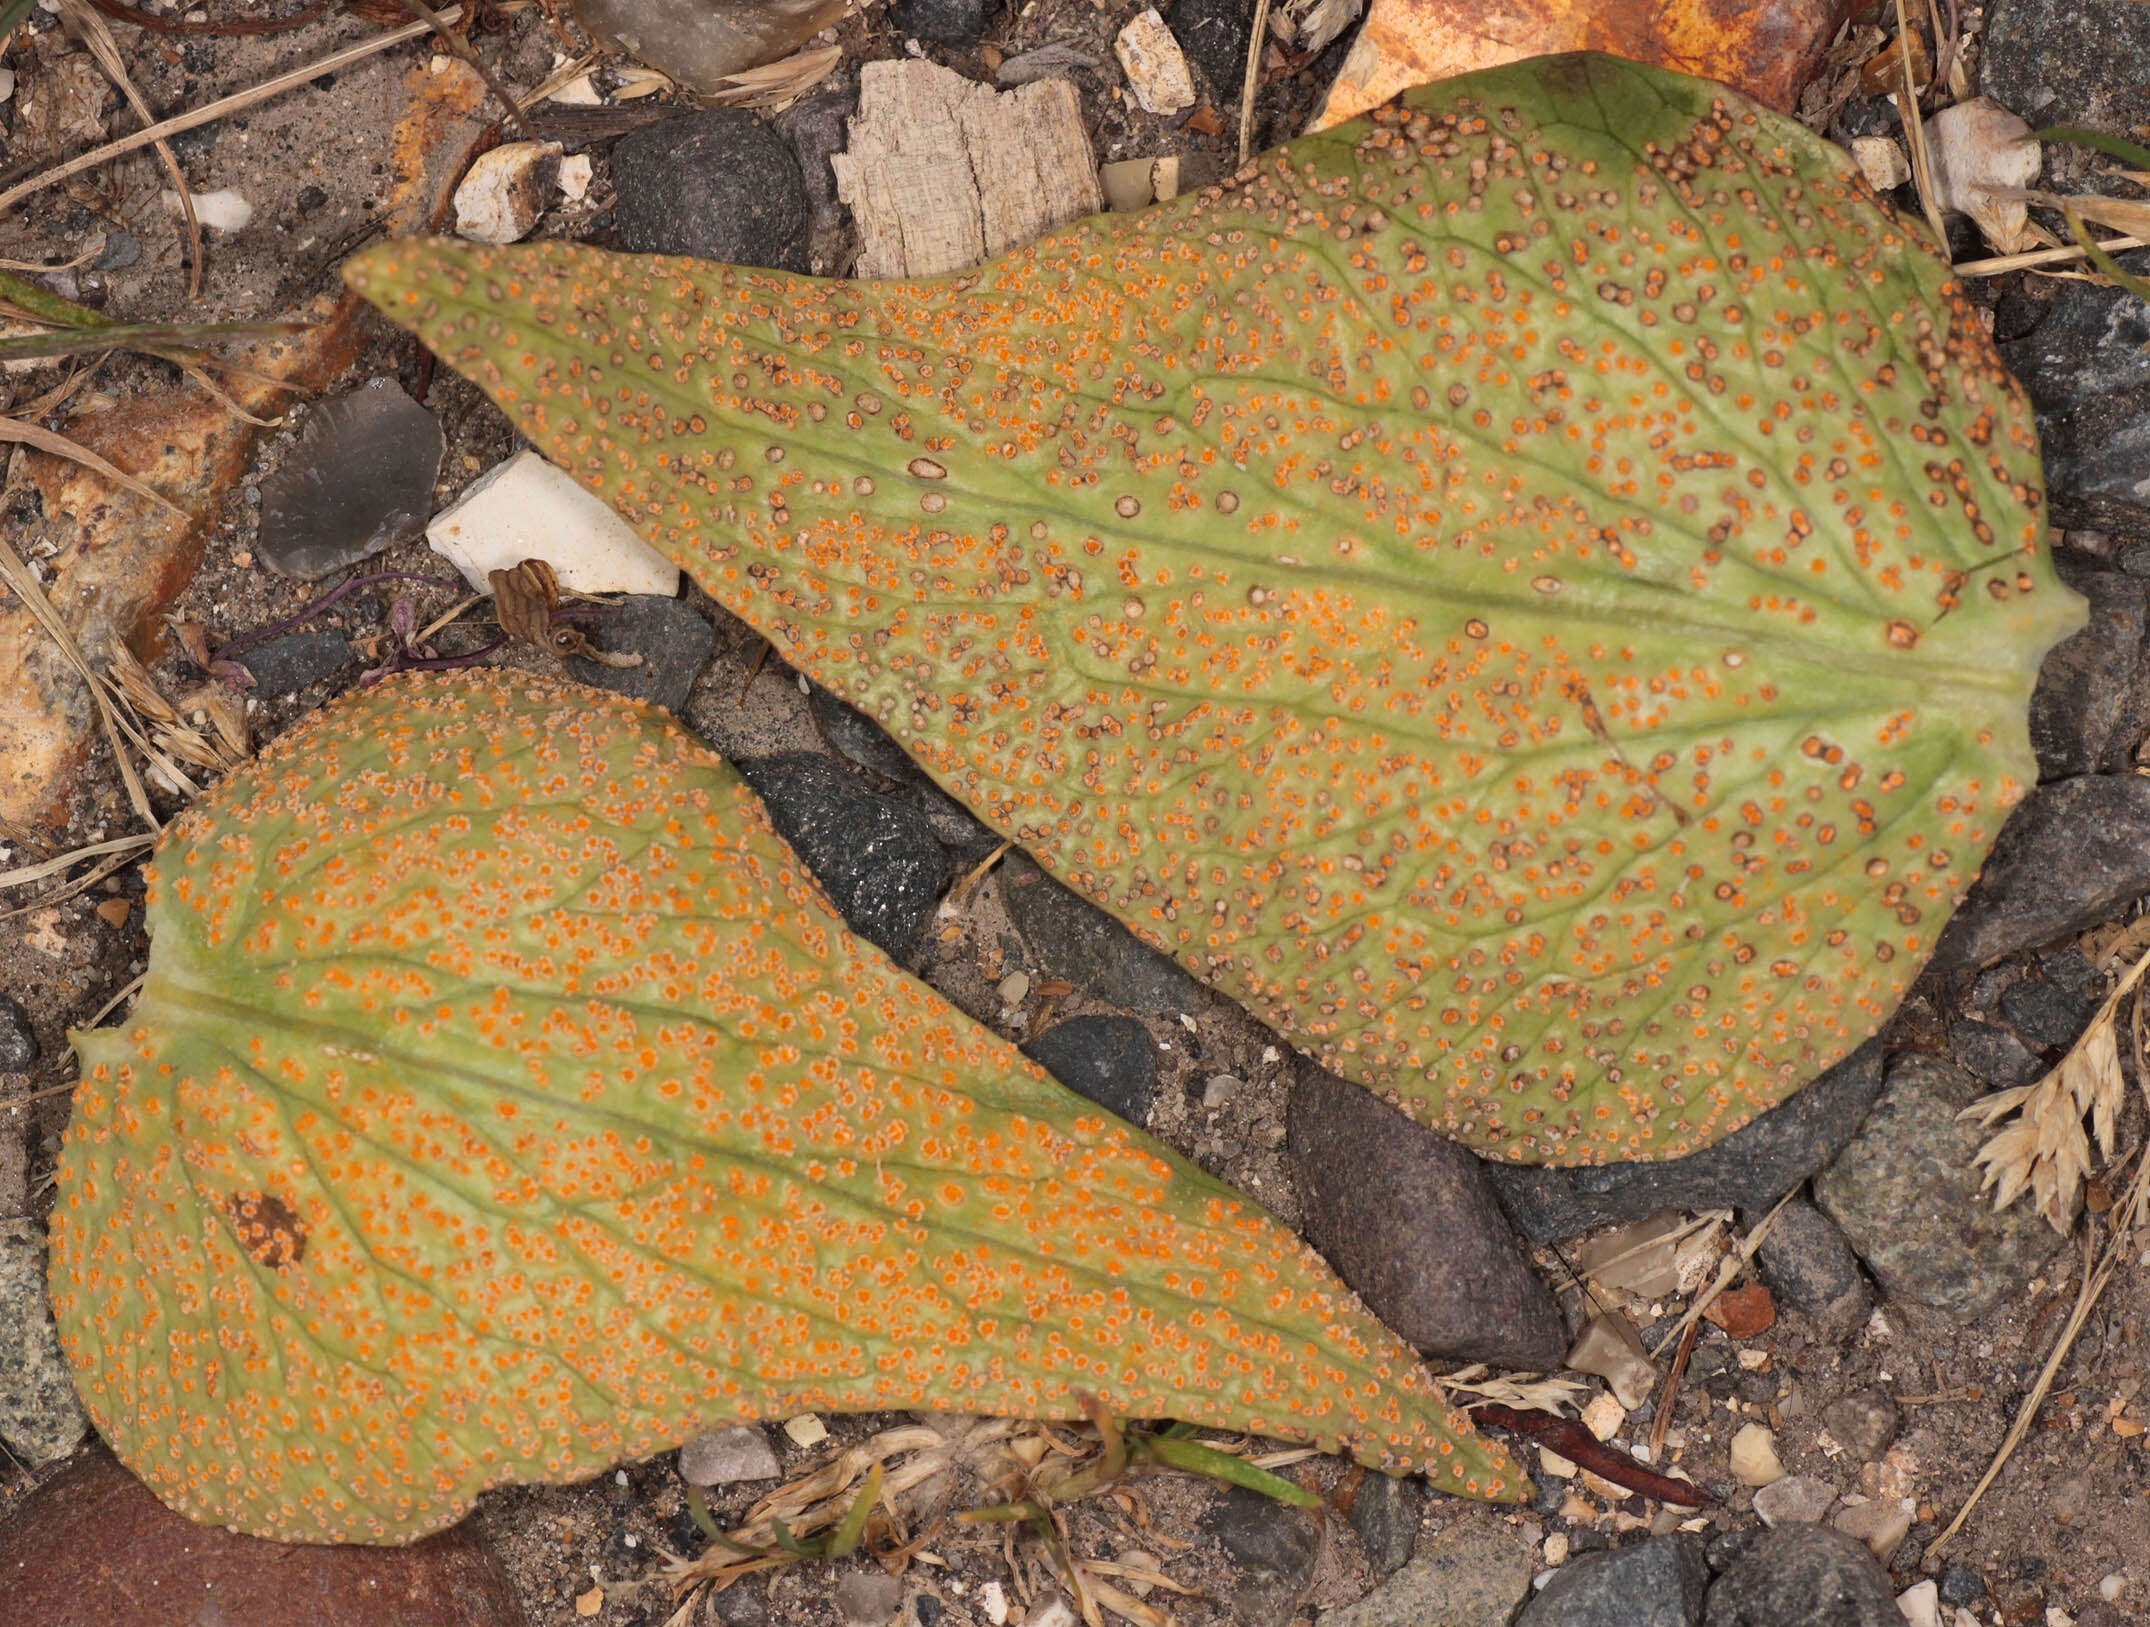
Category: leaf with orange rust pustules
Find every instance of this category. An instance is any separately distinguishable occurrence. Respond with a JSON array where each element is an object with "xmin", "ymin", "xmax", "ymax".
[
  {"xmin": 53, "ymin": 672, "xmax": 1515, "ymax": 1544},
  {"xmin": 346, "ymin": 53, "xmax": 2084, "ymax": 1167}
]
